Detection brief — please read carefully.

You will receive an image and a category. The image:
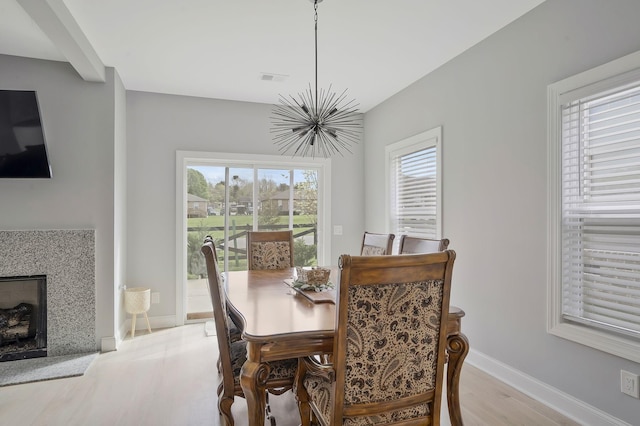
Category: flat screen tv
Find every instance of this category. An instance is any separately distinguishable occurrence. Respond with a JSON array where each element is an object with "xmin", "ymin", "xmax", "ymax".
[{"xmin": 0, "ymin": 90, "xmax": 52, "ymax": 178}]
